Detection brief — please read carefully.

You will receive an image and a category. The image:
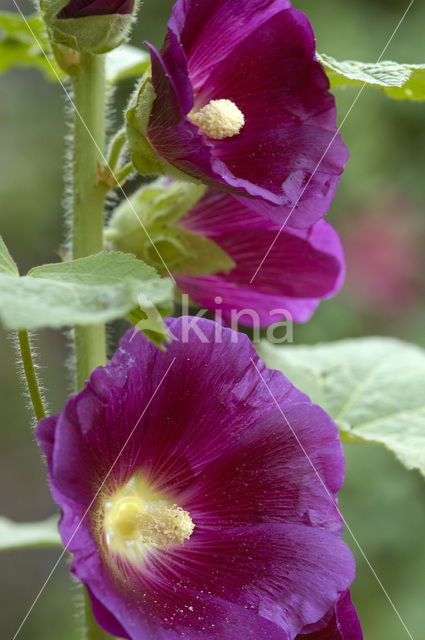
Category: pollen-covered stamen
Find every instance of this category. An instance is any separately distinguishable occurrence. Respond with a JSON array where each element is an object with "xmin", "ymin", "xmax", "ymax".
[
  {"xmin": 189, "ymin": 99, "xmax": 245, "ymax": 140},
  {"xmin": 104, "ymin": 485, "xmax": 194, "ymax": 558},
  {"xmin": 136, "ymin": 504, "xmax": 194, "ymax": 549}
]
